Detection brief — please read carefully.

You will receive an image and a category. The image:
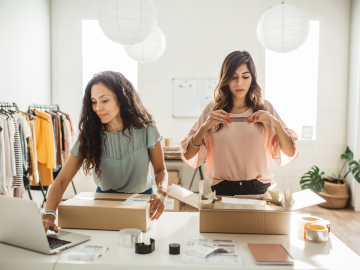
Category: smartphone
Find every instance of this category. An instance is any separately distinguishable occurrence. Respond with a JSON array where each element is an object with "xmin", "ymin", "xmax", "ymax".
[{"xmin": 228, "ymin": 117, "xmax": 251, "ymax": 122}]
